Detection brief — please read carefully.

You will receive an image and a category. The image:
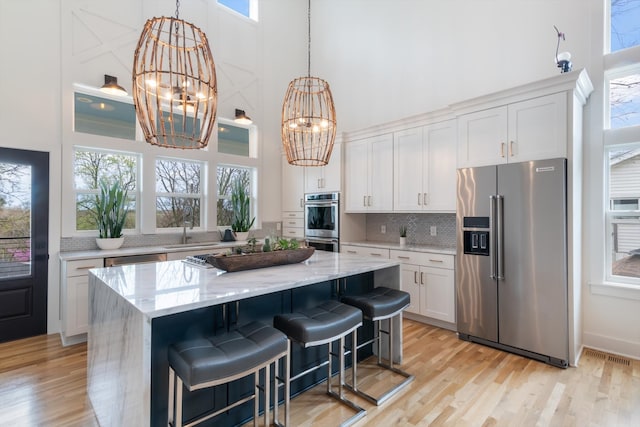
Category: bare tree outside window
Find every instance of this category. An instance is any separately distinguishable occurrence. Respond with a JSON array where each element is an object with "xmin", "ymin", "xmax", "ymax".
[
  {"xmin": 611, "ymin": 0, "xmax": 640, "ymax": 52},
  {"xmin": 0, "ymin": 163, "xmax": 31, "ymax": 273},
  {"xmin": 217, "ymin": 166, "xmax": 251, "ymax": 227},
  {"xmin": 74, "ymin": 149, "xmax": 137, "ymax": 231},
  {"xmin": 155, "ymin": 159, "xmax": 202, "ymax": 228}
]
